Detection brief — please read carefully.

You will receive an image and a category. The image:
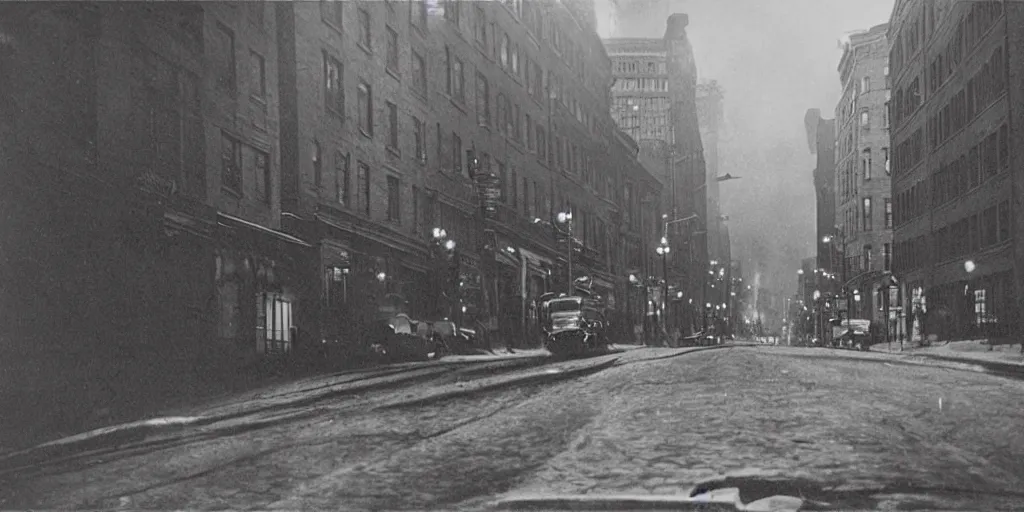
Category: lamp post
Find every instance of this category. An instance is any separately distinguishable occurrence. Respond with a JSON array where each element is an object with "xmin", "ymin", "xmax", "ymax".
[
  {"xmin": 656, "ymin": 237, "xmax": 670, "ymax": 337},
  {"xmin": 556, "ymin": 211, "xmax": 573, "ymax": 294},
  {"xmin": 822, "ymin": 229, "xmax": 849, "ymax": 334}
]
